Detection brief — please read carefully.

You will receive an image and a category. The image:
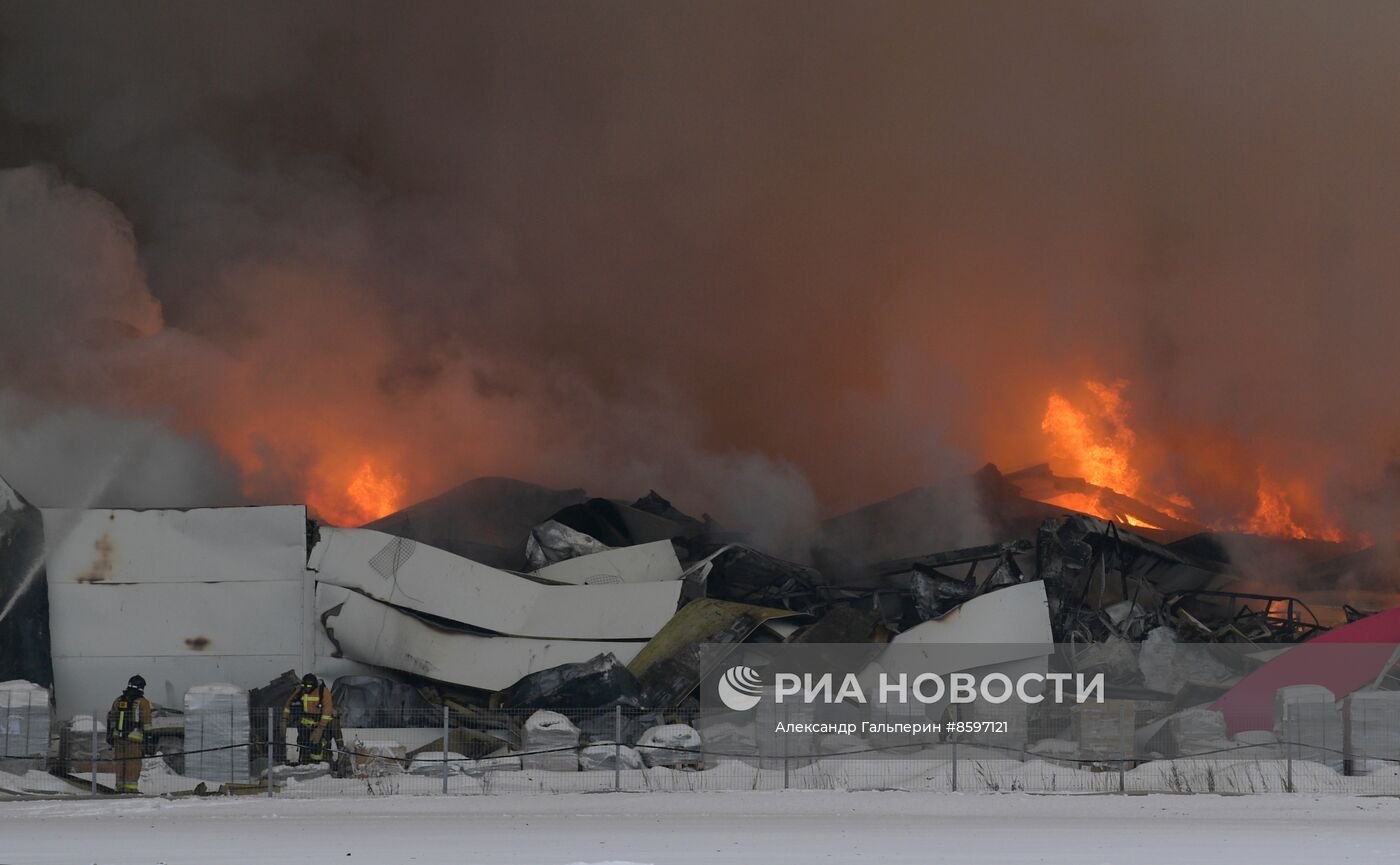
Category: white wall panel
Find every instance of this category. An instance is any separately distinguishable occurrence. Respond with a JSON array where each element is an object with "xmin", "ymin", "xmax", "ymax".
[
  {"xmin": 311, "ymin": 527, "xmax": 680, "ymax": 640},
  {"xmin": 43, "ymin": 506, "xmax": 309, "ymax": 716},
  {"xmin": 49, "ymin": 582, "xmax": 302, "ymax": 658},
  {"xmin": 532, "ymin": 540, "xmax": 683, "ymax": 585},
  {"xmin": 317, "ymin": 583, "xmax": 643, "ymax": 692},
  {"xmin": 43, "ymin": 506, "xmax": 306, "ymax": 584}
]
